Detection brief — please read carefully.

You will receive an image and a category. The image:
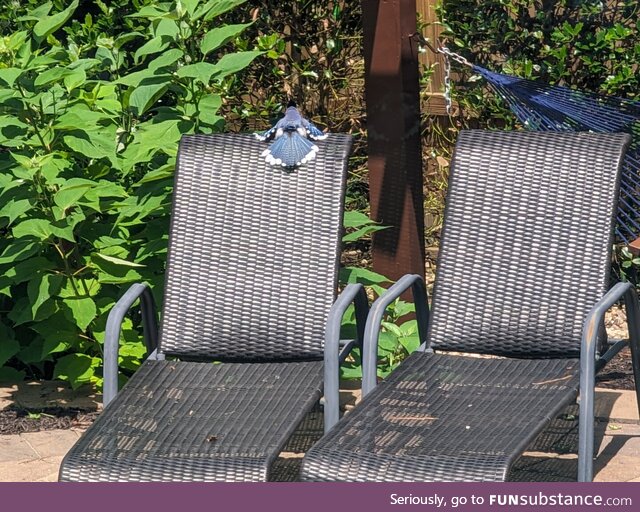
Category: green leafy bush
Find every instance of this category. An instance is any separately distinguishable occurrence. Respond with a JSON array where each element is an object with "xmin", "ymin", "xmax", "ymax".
[
  {"xmin": 435, "ymin": 1, "xmax": 640, "ymax": 284},
  {"xmin": 0, "ymin": 0, "xmax": 262, "ymax": 387},
  {"xmin": 438, "ymin": 0, "xmax": 640, "ymax": 123}
]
